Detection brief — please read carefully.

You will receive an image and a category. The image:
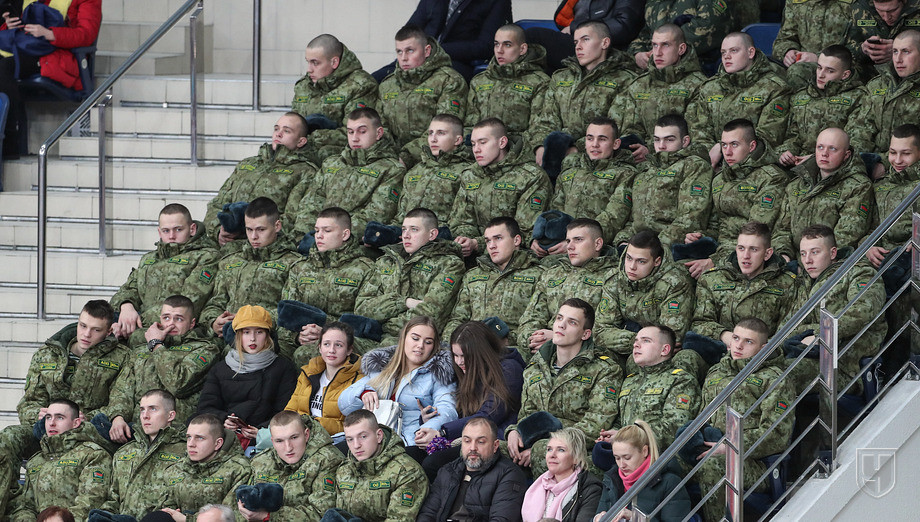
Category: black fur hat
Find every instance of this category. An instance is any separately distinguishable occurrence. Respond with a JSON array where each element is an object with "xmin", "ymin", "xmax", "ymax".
[
  {"xmin": 277, "ymin": 300, "xmax": 327, "ymax": 332},
  {"xmin": 217, "ymin": 201, "xmax": 249, "ymax": 235},
  {"xmin": 236, "ymin": 483, "xmax": 284, "ymax": 512}
]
